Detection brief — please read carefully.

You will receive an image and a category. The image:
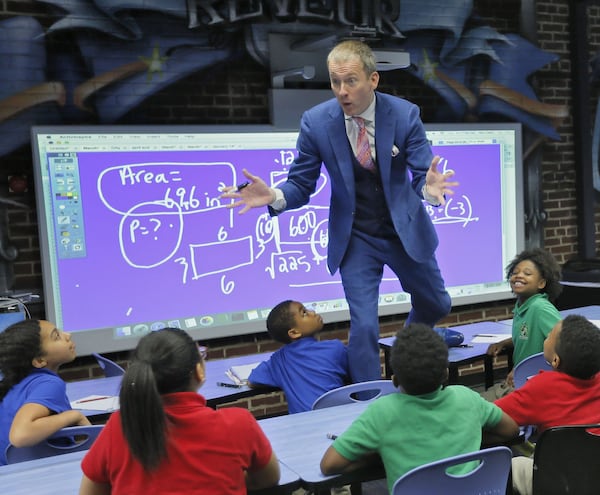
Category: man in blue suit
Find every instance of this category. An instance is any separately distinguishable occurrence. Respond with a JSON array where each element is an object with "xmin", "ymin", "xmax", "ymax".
[{"xmin": 223, "ymin": 40, "xmax": 457, "ymax": 383}]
